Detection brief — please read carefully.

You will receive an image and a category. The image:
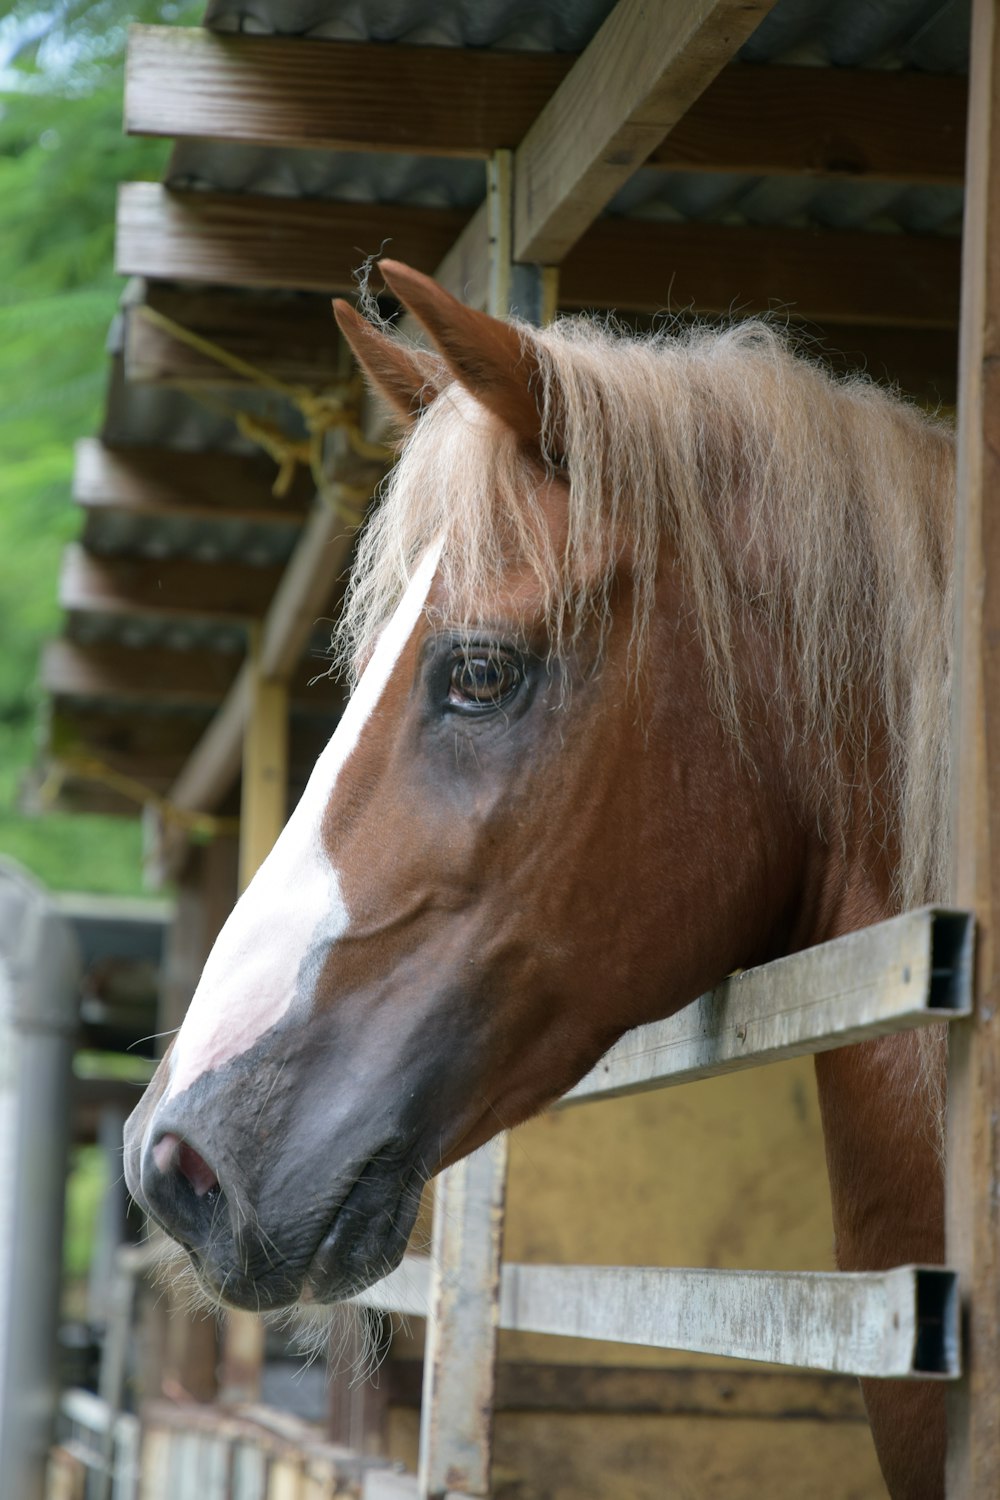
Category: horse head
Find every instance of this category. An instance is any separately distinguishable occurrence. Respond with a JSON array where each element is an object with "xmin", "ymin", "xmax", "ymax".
[{"xmin": 123, "ymin": 260, "xmax": 949, "ymax": 1322}]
